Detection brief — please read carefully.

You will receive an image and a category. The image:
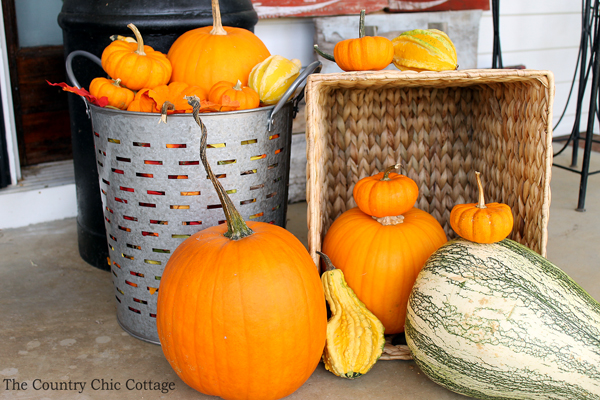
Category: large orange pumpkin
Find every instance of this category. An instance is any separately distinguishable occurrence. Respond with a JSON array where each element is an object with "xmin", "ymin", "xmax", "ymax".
[
  {"xmin": 157, "ymin": 96, "xmax": 327, "ymax": 400},
  {"xmin": 167, "ymin": 0, "xmax": 270, "ymax": 92},
  {"xmin": 321, "ymin": 207, "xmax": 447, "ymax": 334}
]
